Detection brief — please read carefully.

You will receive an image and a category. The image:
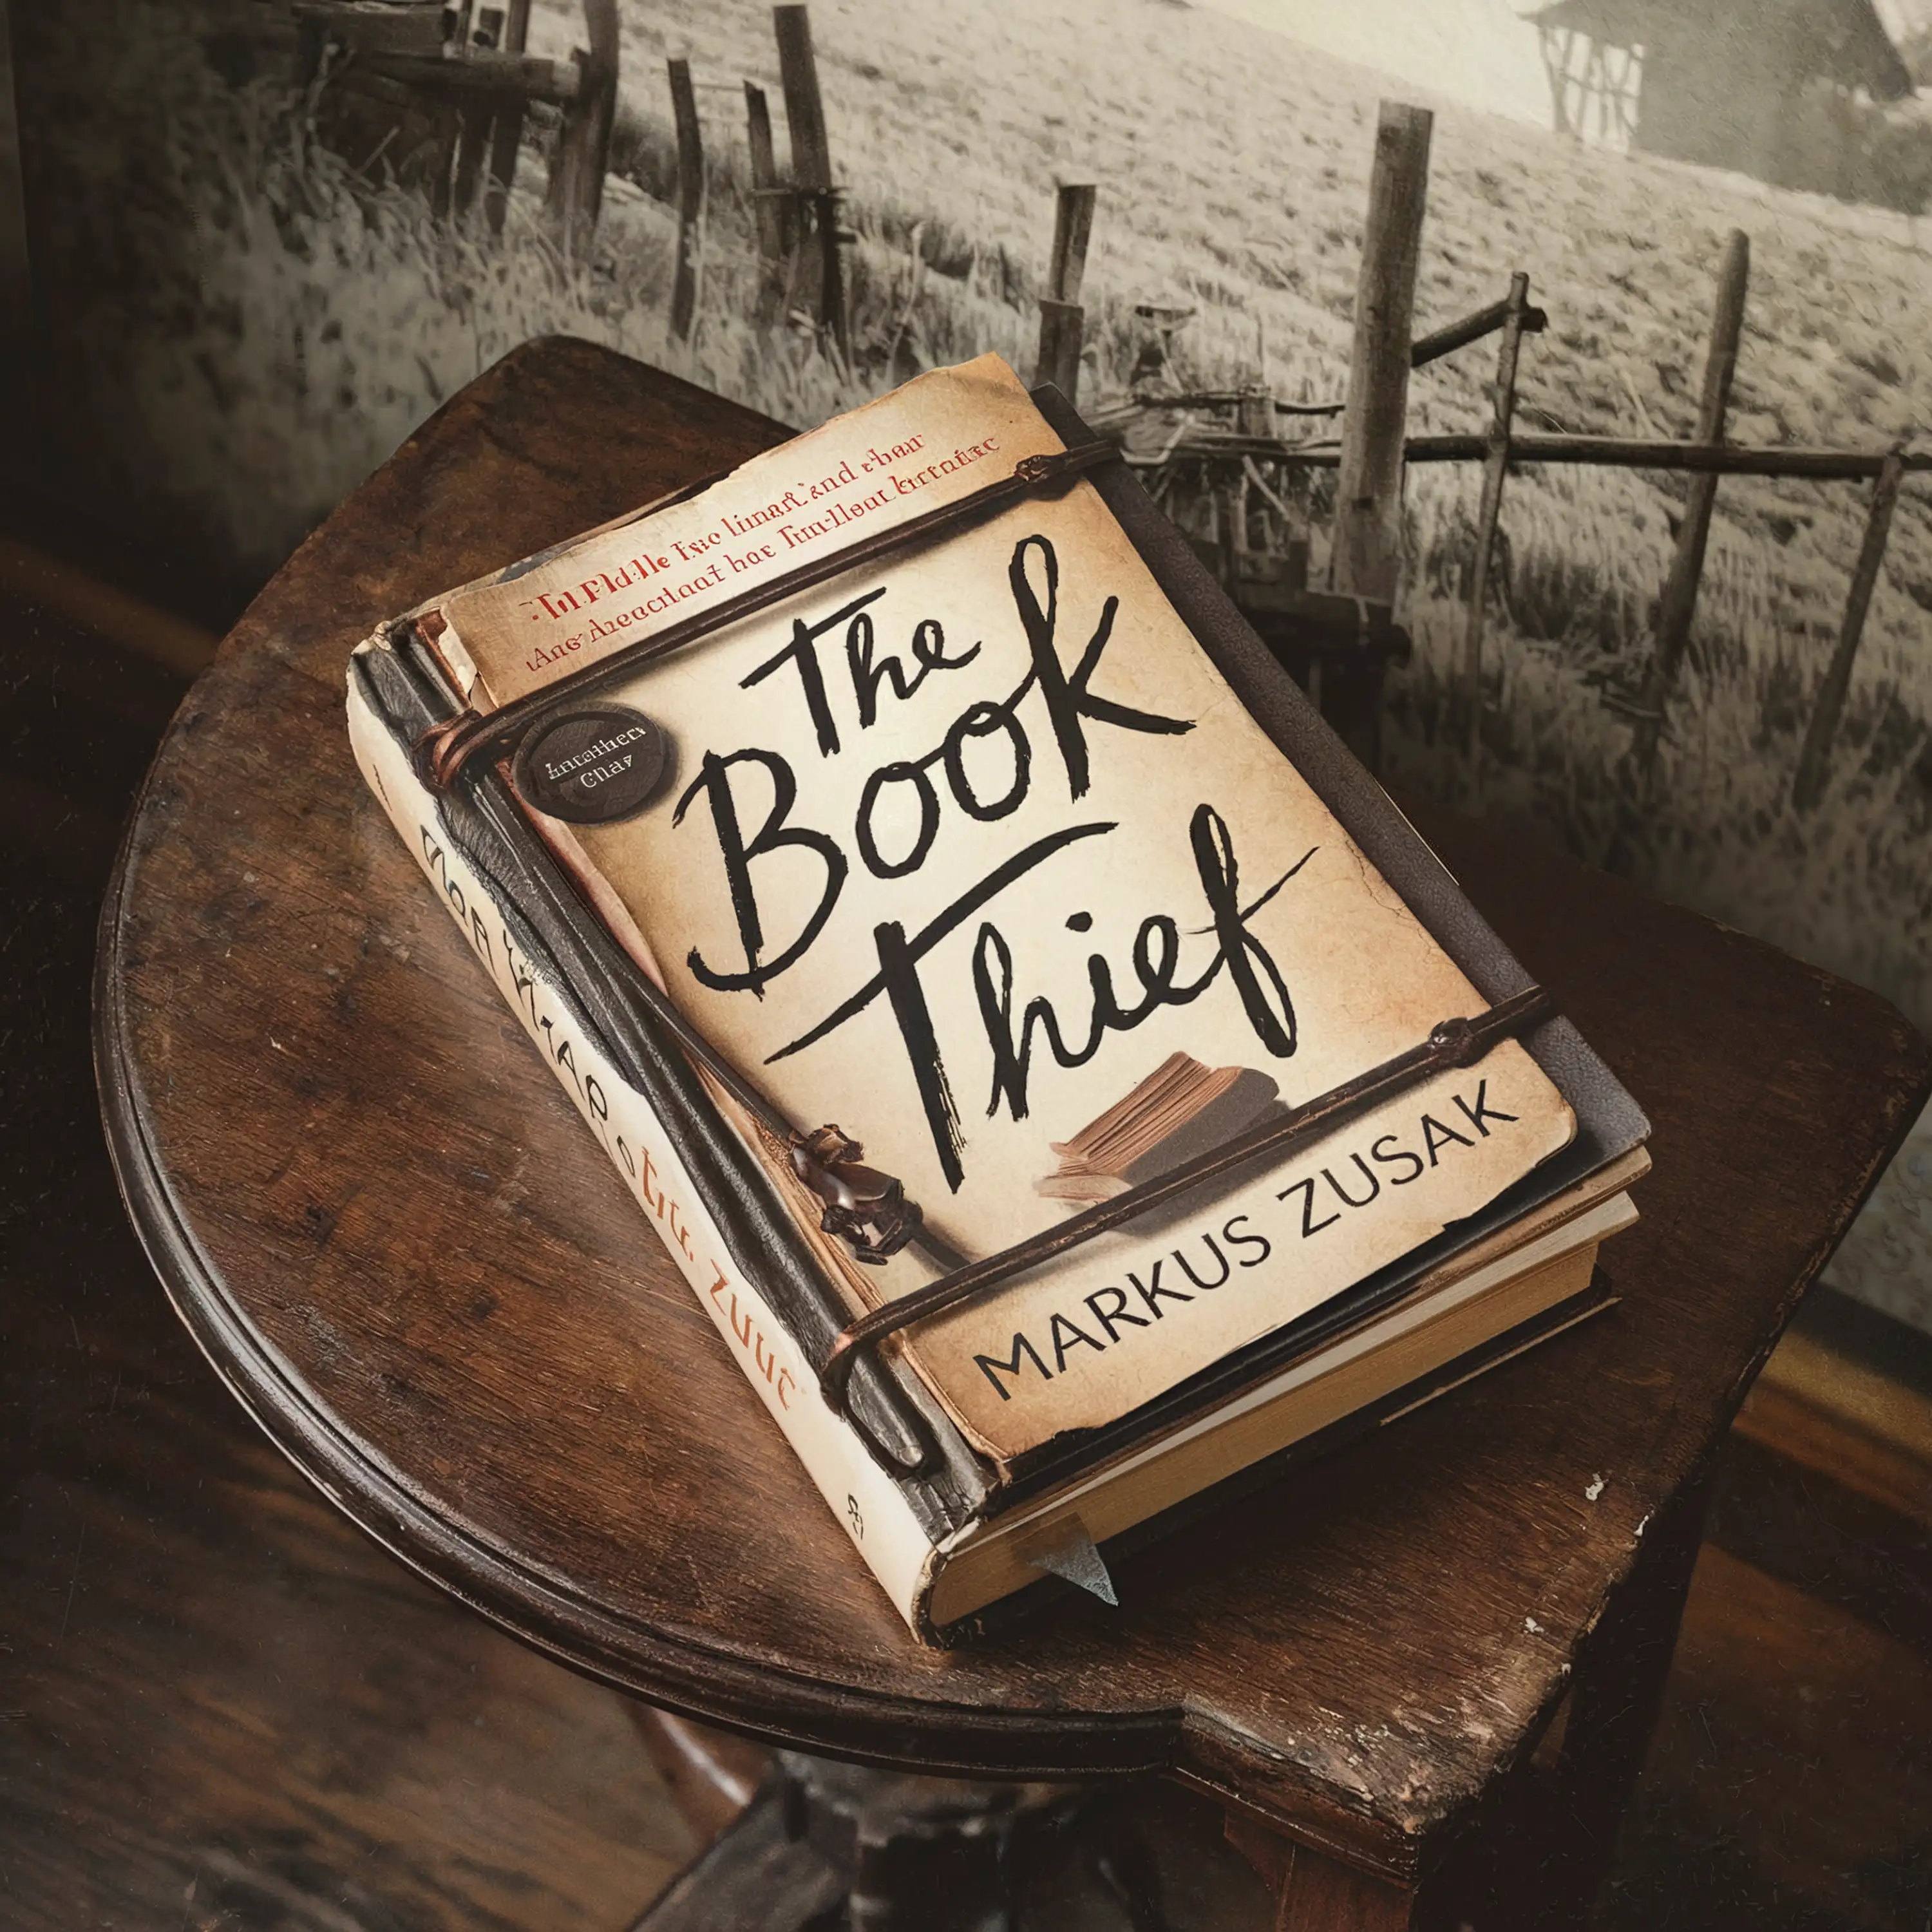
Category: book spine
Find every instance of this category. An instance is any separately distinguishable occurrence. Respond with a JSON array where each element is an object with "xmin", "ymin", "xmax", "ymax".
[{"xmin": 346, "ymin": 658, "xmax": 938, "ymax": 1628}]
